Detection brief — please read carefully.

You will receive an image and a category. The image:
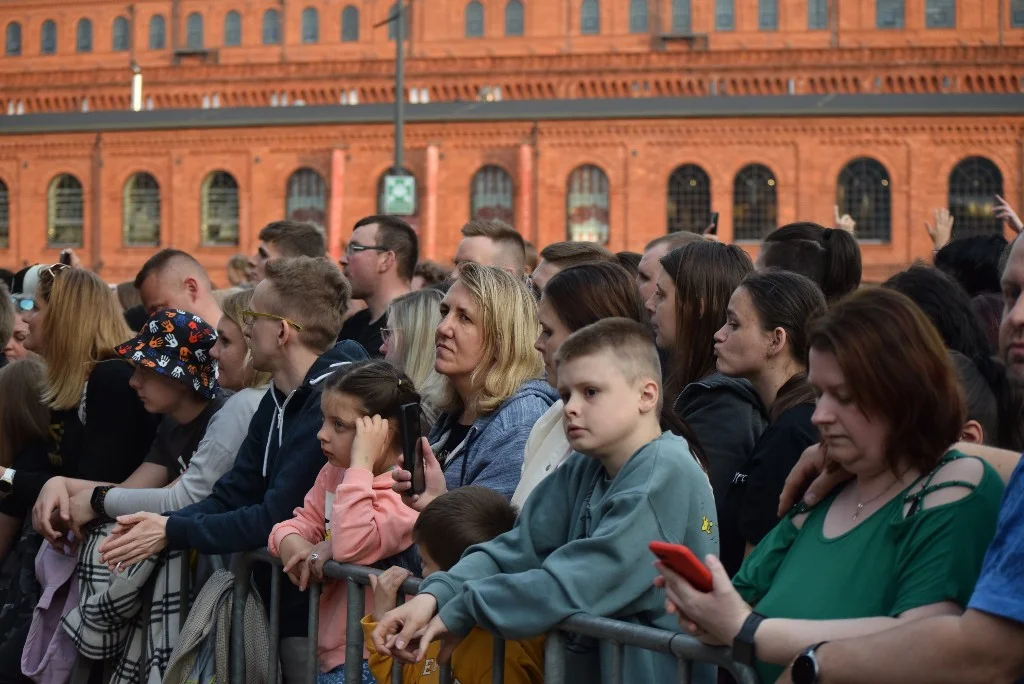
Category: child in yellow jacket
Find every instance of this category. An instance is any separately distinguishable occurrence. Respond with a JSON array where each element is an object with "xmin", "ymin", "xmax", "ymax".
[{"xmin": 361, "ymin": 487, "xmax": 544, "ymax": 684}]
